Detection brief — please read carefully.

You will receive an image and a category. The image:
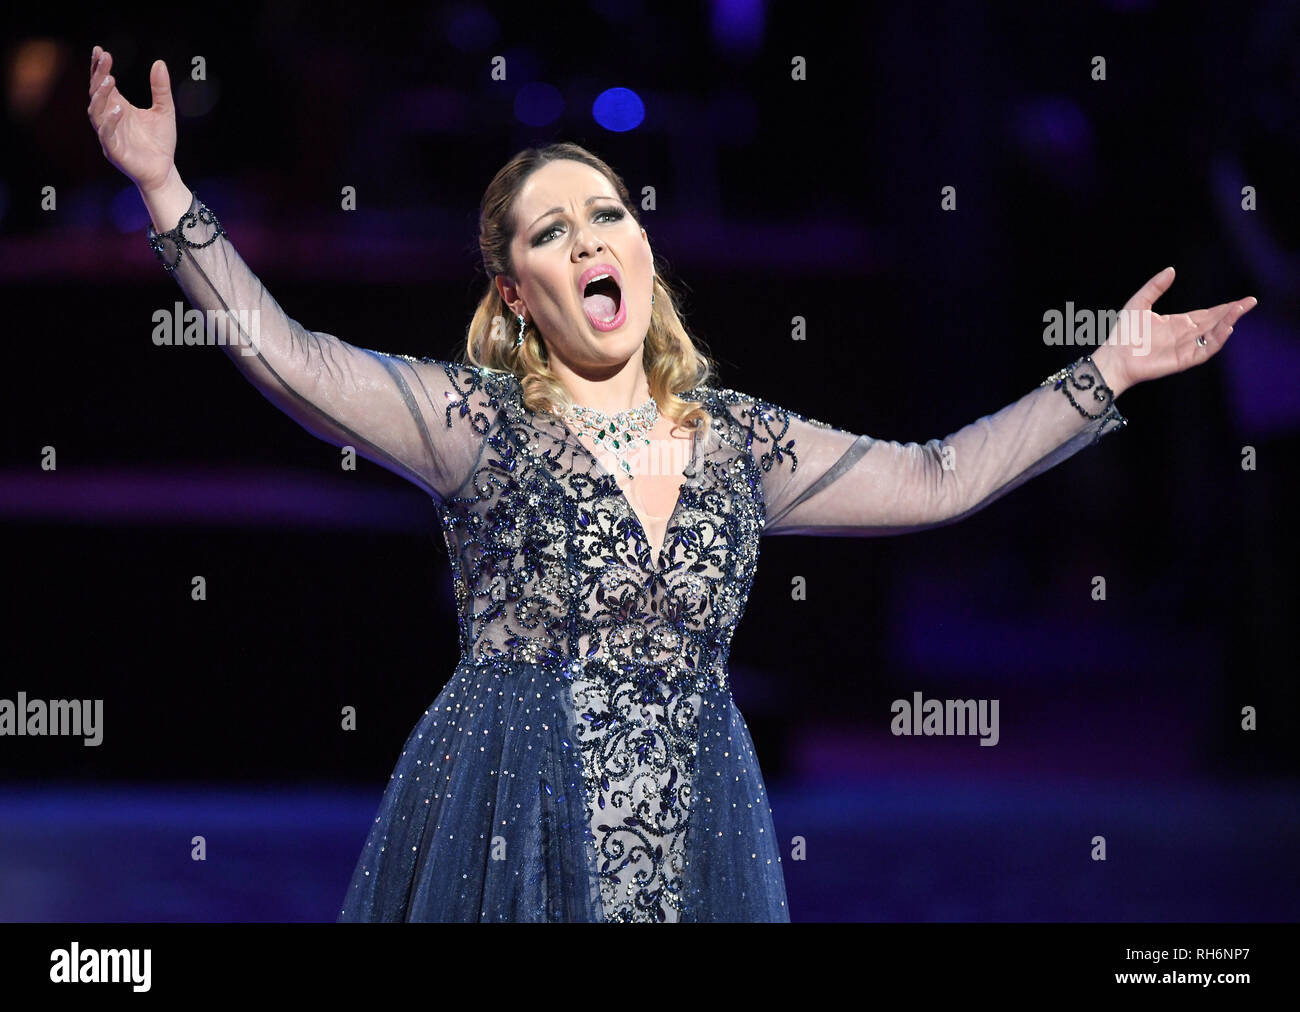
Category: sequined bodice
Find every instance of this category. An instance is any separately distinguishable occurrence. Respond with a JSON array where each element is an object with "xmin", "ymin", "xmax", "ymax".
[{"xmin": 435, "ymin": 367, "xmax": 769, "ymax": 696}]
